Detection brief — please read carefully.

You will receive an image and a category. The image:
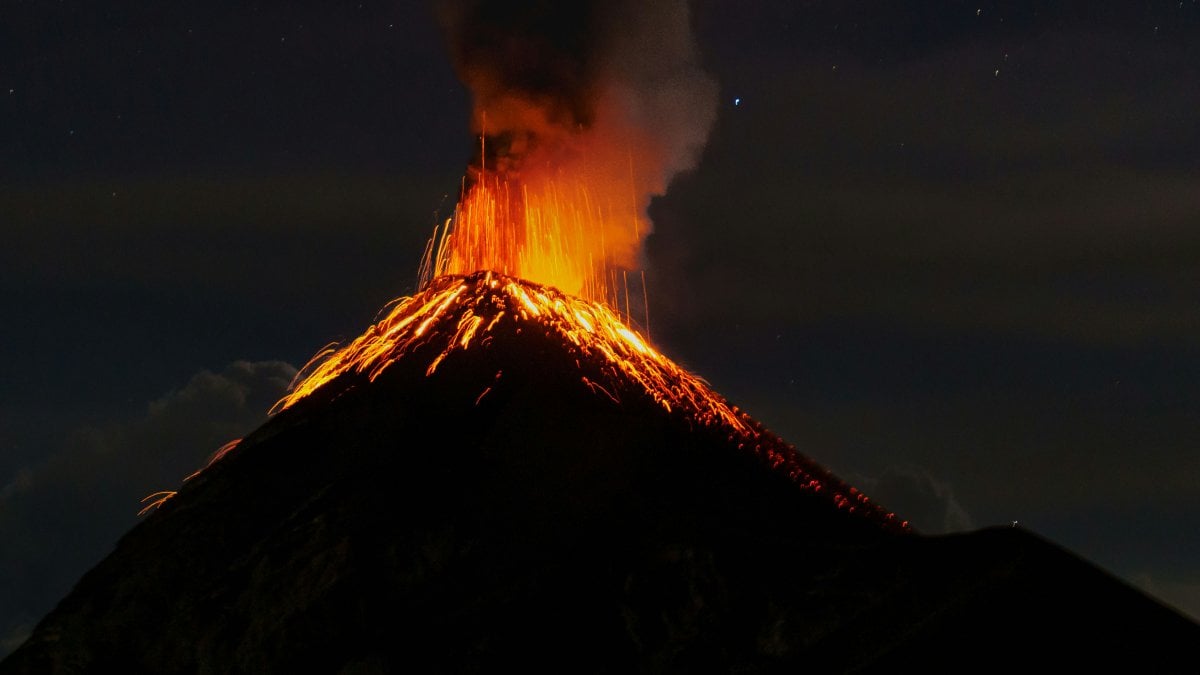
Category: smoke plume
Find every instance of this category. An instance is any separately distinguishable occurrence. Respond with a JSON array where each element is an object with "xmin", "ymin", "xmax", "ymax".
[{"xmin": 438, "ymin": 0, "xmax": 717, "ymax": 217}]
